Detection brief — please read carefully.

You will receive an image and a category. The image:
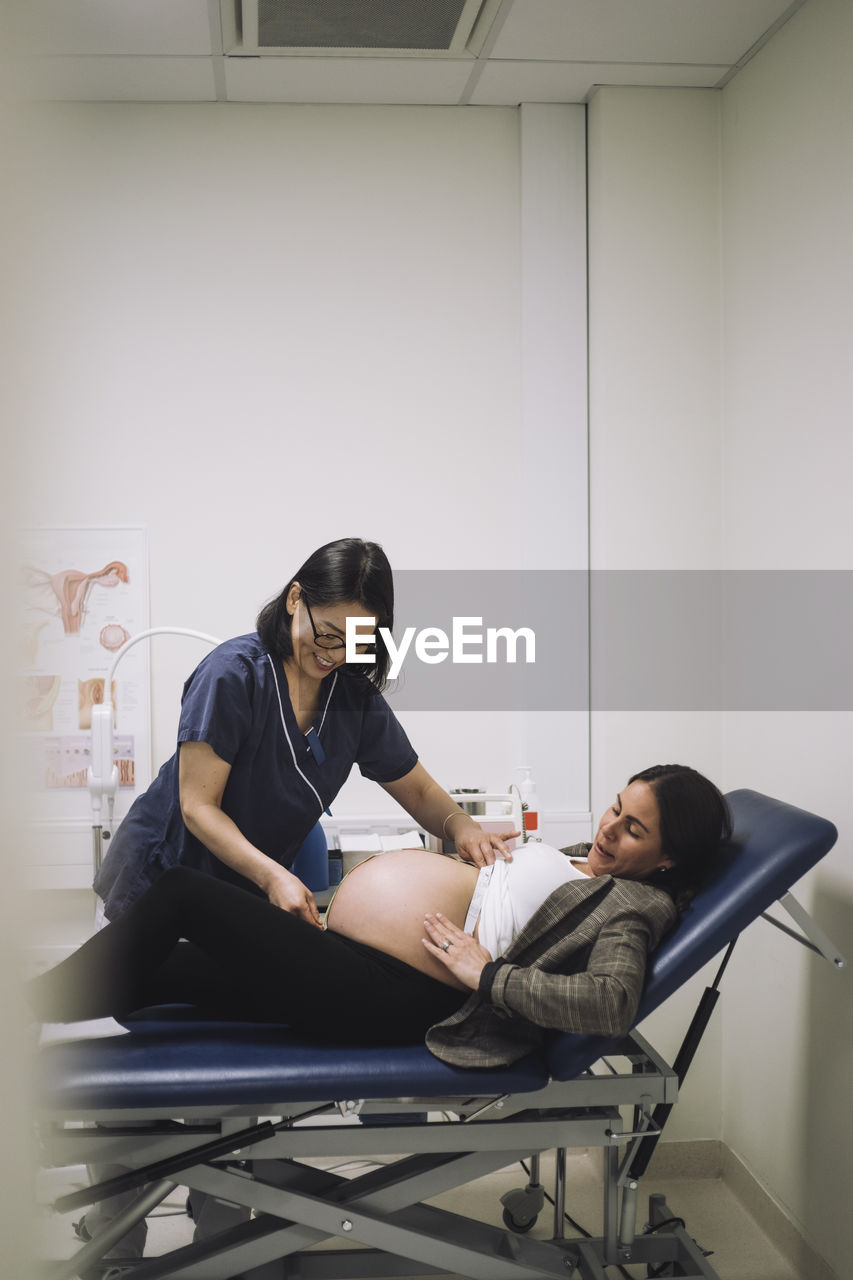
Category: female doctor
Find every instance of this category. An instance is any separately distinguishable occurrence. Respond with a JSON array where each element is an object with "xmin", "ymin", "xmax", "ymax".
[
  {"xmin": 85, "ymin": 537, "xmax": 517, "ymax": 1259},
  {"xmin": 93, "ymin": 537, "xmax": 515, "ymax": 926}
]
